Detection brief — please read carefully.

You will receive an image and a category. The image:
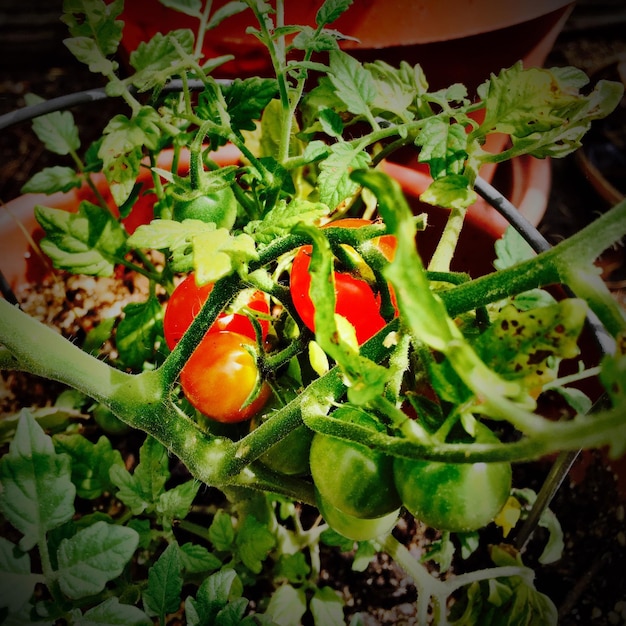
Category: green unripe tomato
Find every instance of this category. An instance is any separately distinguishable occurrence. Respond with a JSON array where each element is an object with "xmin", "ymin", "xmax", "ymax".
[
  {"xmin": 309, "ymin": 405, "xmax": 401, "ymax": 519},
  {"xmin": 315, "ymin": 488, "xmax": 399, "ymax": 542},
  {"xmin": 393, "ymin": 428, "xmax": 512, "ymax": 532},
  {"xmin": 260, "ymin": 424, "xmax": 313, "ymax": 476},
  {"xmin": 172, "ymin": 186, "xmax": 237, "ymax": 230}
]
